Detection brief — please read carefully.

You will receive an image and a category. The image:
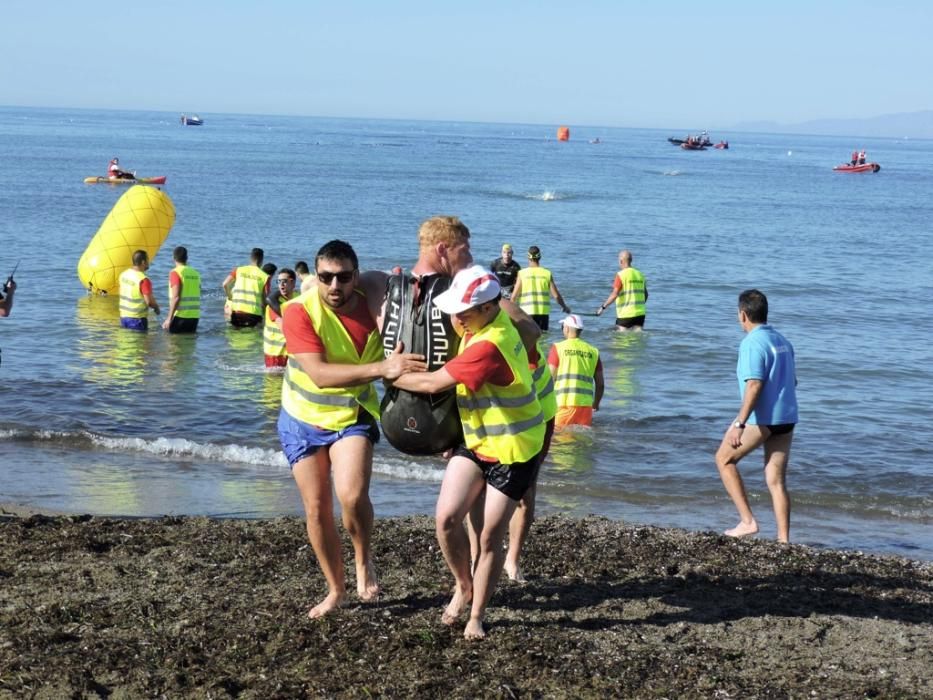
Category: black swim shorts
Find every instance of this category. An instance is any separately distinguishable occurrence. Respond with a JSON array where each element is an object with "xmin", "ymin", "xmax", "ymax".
[
  {"xmin": 230, "ymin": 311, "xmax": 263, "ymax": 328},
  {"xmin": 765, "ymin": 423, "xmax": 795, "ymax": 436},
  {"xmin": 615, "ymin": 315, "xmax": 645, "ymax": 328},
  {"xmin": 453, "ymin": 445, "xmax": 540, "ymax": 501},
  {"xmin": 531, "ymin": 314, "xmax": 550, "ymax": 331}
]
